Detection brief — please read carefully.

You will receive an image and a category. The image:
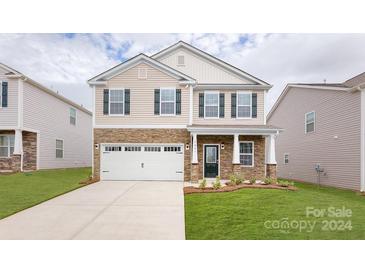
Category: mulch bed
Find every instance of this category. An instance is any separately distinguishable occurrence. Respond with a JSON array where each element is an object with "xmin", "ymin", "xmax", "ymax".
[
  {"xmin": 79, "ymin": 177, "xmax": 99, "ymax": 185},
  {"xmin": 184, "ymin": 183, "xmax": 297, "ymax": 195}
]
